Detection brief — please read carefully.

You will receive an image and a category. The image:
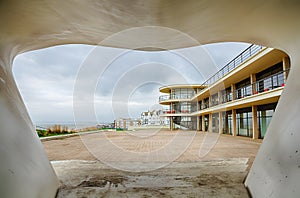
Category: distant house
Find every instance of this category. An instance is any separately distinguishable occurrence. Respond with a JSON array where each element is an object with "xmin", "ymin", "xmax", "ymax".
[
  {"xmin": 141, "ymin": 110, "xmax": 169, "ymax": 126},
  {"xmin": 114, "ymin": 118, "xmax": 141, "ymax": 129}
]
